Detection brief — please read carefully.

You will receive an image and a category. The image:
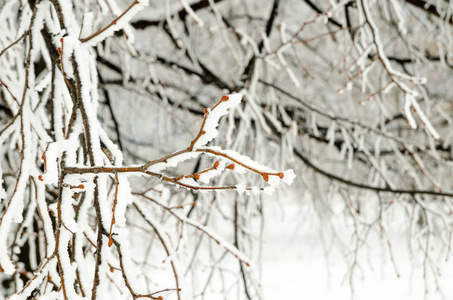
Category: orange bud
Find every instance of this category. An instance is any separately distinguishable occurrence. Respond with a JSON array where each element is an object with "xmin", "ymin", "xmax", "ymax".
[
  {"xmin": 221, "ymin": 95, "xmax": 229, "ymax": 101},
  {"xmin": 194, "ymin": 174, "xmax": 200, "ymax": 180},
  {"xmin": 113, "ymin": 20, "xmax": 117, "ymax": 24},
  {"xmin": 262, "ymin": 173, "xmax": 269, "ymax": 182},
  {"xmin": 108, "ymin": 238, "xmax": 113, "ymax": 248},
  {"xmin": 70, "ymin": 184, "xmax": 84, "ymax": 189},
  {"xmin": 192, "ymin": 202, "xmax": 197, "ymax": 206},
  {"xmin": 279, "ymin": 172, "xmax": 284, "ymax": 179},
  {"xmin": 204, "ymin": 108, "xmax": 209, "ymax": 115},
  {"xmin": 60, "ymin": 38, "xmax": 63, "ymax": 43},
  {"xmin": 110, "ymin": 266, "xmax": 114, "ymax": 273},
  {"xmin": 227, "ymin": 164, "xmax": 235, "ymax": 170},
  {"xmin": 48, "ymin": 276, "xmax": 52, "ymax": 282},
  {"xmin": 214, "ymin": 161, "xmax": 220, "ymax": 168},
  {"xmin": 50, "ymin": 211, "xmax": 55, "ymax": 216},
  {"xmin": 38, "ymin": 175, "xmax": 43, "ymax": 181},
  {"xmin": 158, "ymin": 296, "xmax": 163, "ymax": 300},
  {"xmin": 200, "ymin": 131, "xmax": 206, "ymax": 135},
  {"xmin": 57, "ymin": 47, "xmax": 61, "ymax": 54},
  {"xmin": 245, "ymin": 262, "xmax": 250, "ymax": 267},
  {"xmin": 41, "ymin": 154, "xmax": 45, "ymax": 160}
]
